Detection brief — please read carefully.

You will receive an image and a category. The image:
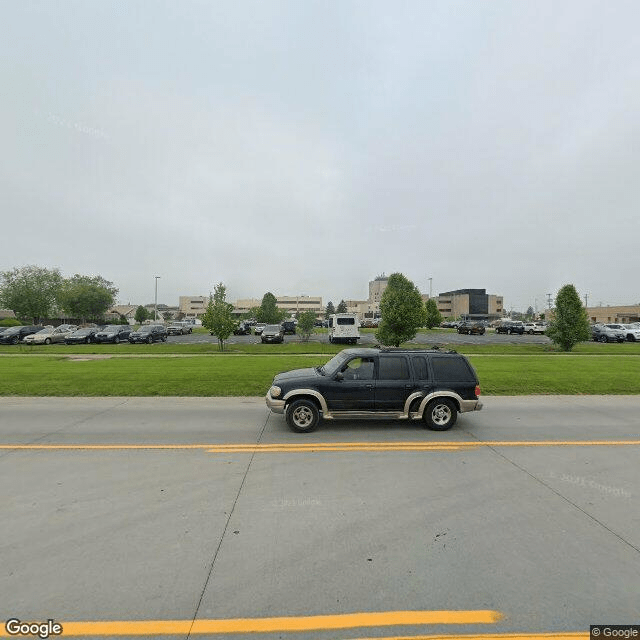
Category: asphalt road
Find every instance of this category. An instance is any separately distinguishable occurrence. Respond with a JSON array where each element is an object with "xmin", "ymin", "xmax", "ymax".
[{"xmin": 1, "ymin": 397, "xmax": 639, "ymax": 640}]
